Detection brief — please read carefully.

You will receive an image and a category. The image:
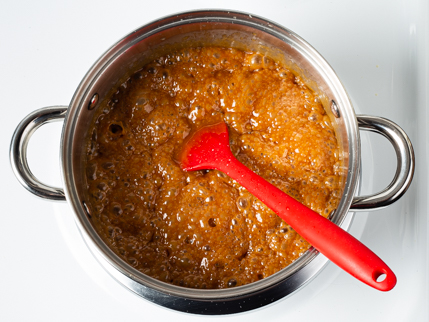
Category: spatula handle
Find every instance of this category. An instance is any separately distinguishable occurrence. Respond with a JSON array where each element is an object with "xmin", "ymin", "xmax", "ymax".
[{"xmin": 217, "ymin": 155, "xmax": 396, "ymax": 291}]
